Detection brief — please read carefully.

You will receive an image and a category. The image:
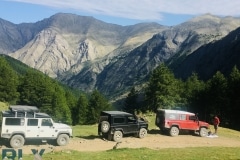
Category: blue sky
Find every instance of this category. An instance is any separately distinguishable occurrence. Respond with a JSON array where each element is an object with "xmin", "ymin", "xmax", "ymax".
[{"xmin": 1, "ymin": 0, "xmax": 240, "ymax": 26}]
